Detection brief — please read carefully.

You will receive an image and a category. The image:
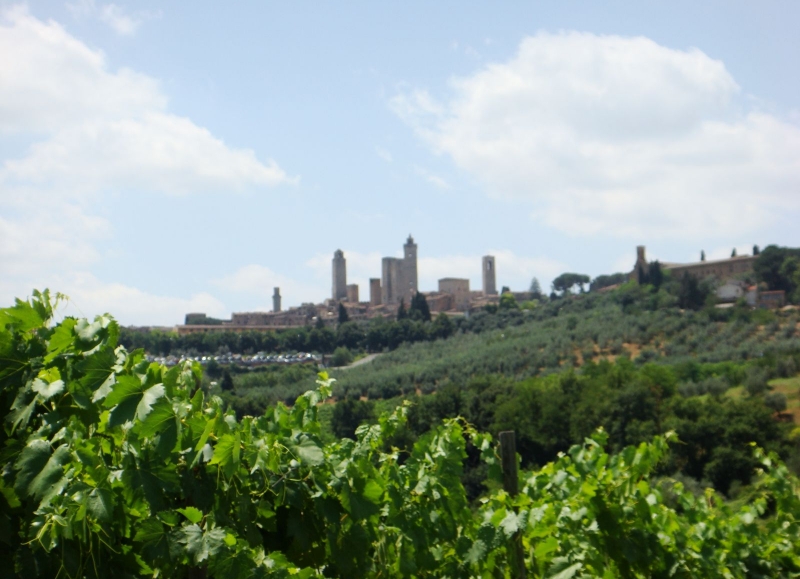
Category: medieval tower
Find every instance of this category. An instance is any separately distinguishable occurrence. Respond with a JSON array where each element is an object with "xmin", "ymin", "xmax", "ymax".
[
  {"xmin": 272, "ymin": 287, "xmax": 281, "ymax": 313},
  {"xmin": 482, "ymin": 255, "xmax": 497, "ymax": 295},
  {"xmin": 381, "ymin": 235, "xmax": 419, "ymax": 305},
  {"xmin": 402, "ymin": 235, "xmax": 418, "ymax": 302},
  {"xmin": 332, "ymin": 249, "xmax": 347, "ymax": 301}
]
